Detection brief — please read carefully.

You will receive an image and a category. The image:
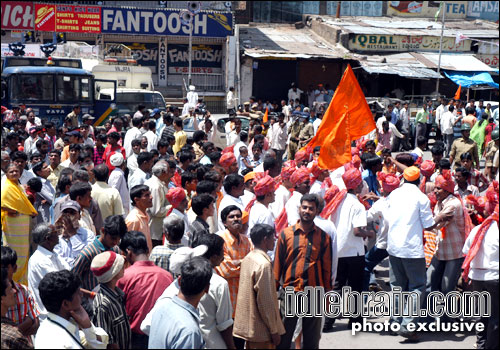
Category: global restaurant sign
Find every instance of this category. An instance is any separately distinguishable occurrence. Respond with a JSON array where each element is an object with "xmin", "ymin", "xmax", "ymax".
[{"xmin": 349, "ymin": 34, "xmax": 471, "ymax": 52}]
